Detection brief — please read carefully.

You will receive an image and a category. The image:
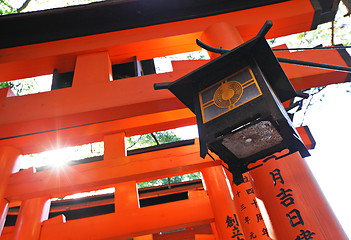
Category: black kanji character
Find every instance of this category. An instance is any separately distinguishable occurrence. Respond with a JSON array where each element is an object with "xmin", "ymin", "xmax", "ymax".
[
  {"xmin": 276, "ymin": 188, "xmax": 295, "ymax": 207},
  {"xmin": 286, "ymin": 209, "xmax": 304, "ymax": 227},
  {"xmin": 232, "ymin": 225, "xmax": 244, "ymax": 239},
  {"xmin": 262, "ymin": 228, "xmax": 269, "ymax": 236},
  {"xmin": 235, "ymin": 190, "xmax": 241, "ymax": 198},
  {"xmin": 240, "ymin": 204, "xmax": 247, "ymax": 211},
  {"xmin": 246, "ymin": 188, "xmax": 254, "ymax": 195},
  {"xmin": 226, "ymin": 216, "xmax": 234, "ymax": 228},
  {"xmin": 256, "ymin": 213, "xmax": 263, "ymax": 223},
  {"xmin": 251, "ymin": 199, "xmax": 258, "ymax": 208},
  {"xmin": 226, "ymin": 214, "xmax": 239, "ymax": 228},
  {"xmin": 270, "ymin": 169, "xmax": 284, "ymax": 186},
  {"xmin": 248, "ymin": 232, "xmax": 256, "ymax": 239},
  {"xmin": 244, "ymin": 216, "xmax": 251, "ymax": 224},
  {"xmin": 295, "ymin": 230, "xmax": 316, "ymax": 240}
]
